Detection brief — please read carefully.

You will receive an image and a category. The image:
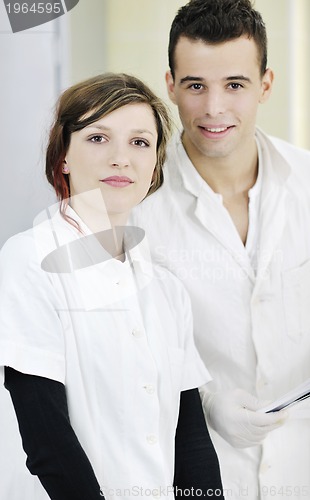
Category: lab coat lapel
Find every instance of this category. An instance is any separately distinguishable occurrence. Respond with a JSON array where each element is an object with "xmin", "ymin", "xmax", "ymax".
[
  {"xmin": 255, "ymin": 131, "xmax": 291, "ymax": 285},
  {"xmin": 255, "ymin": 185, "xmax": 288, "ymax": 283},
  {"xmin": 194, "ymin": 193, "xmax": 255, "ymax": 283}
]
